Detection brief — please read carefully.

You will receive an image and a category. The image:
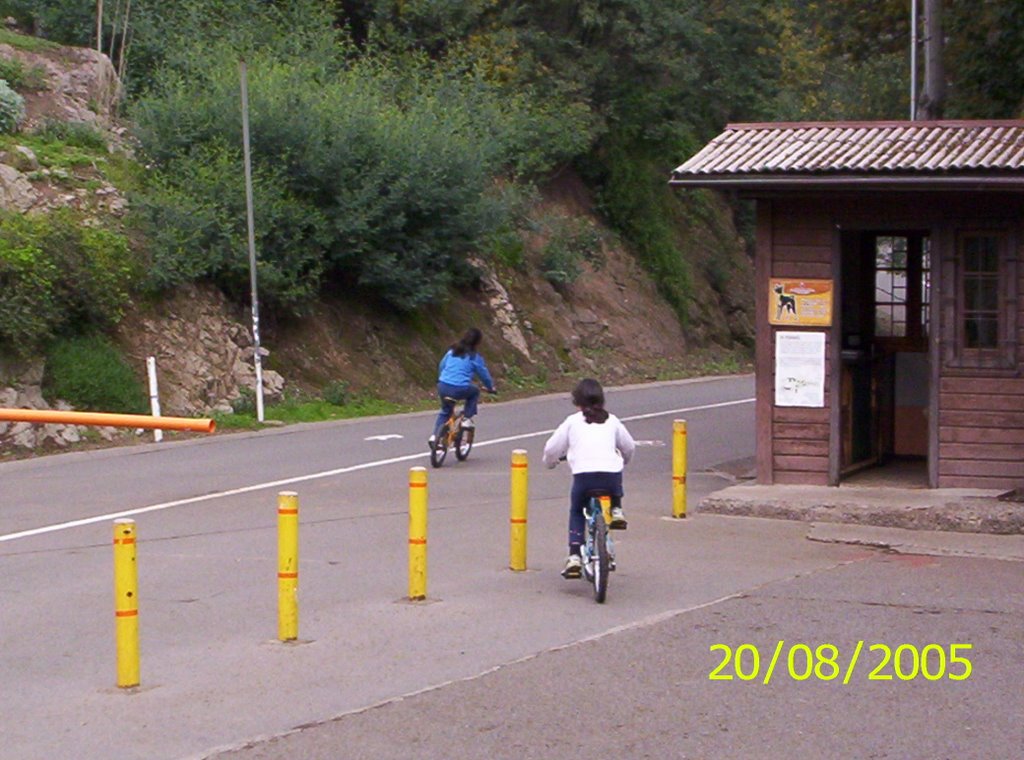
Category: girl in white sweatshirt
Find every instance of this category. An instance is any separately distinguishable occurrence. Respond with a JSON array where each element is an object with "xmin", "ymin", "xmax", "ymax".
[{"xmin": 542, "ymin": 378, "xmax": 635, "ymax": 578}]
